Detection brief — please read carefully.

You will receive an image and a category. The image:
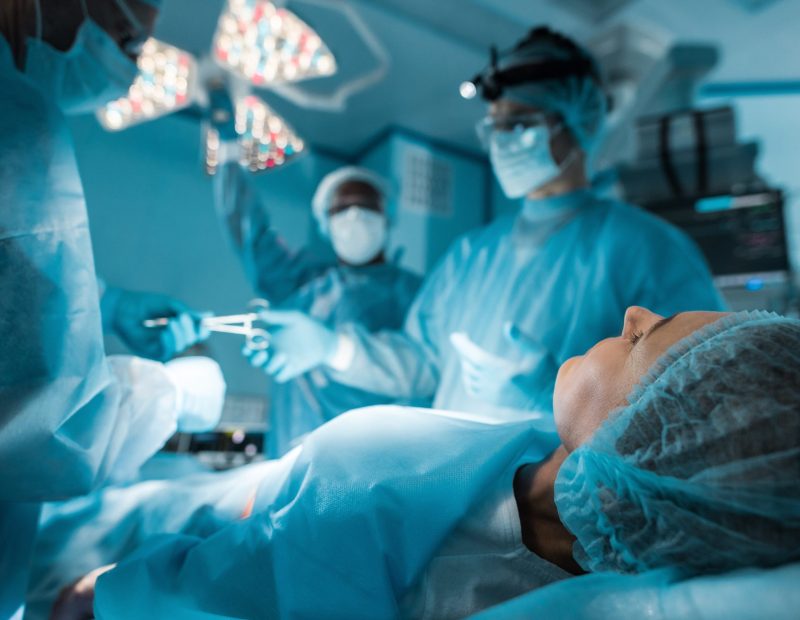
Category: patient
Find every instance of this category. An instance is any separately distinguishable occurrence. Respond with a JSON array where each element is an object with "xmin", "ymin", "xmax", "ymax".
[
  {"xmin": 49, "ymin": 307, "xmax": 800, "ymax": 619},
  {"xmin": 554, "ymin": 306, "xmax": 800, "ymax": 575},
  {"xmin": 479, "ymin": 306, "xmax": 800, "ymax": 618}
]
